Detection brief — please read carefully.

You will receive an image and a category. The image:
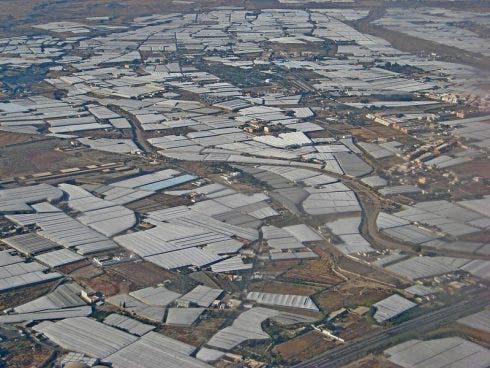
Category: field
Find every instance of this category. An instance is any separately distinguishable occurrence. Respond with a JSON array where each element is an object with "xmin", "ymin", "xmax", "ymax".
[
  {"xmin": 126, "ymin": 192, "xmax": 190, "ymax": 213},
  {"xmin": 272, "ymin": 330, "xmax": 337, "ymax": 365},
  {"xmin": 0, "ymin": 336, "xmax": 53, "ymax": 368},
  {"xmin": 314, "ymin": 281, "xmax": 393, "ymax": 312},
  {"xmin": 0, "ymin": 282, "xmax": 56, "ymax": 310},
  {"xmin": 337, "ymin": 256, "xmax": 404, "ymax": 287},
  {"xmin": 0, "ymin": 138, "xmax": 128, "ymax": 177},
  {"xmin": 337, "ymin": 313, "xmax": 380, "ymax": 341},
  {"xmin": 248, "ymin": 281, "xmax": 322, "ymax": 296},
  {"xmin": 70, "ymin": 264, "xmax": 127, "ymax": 296},
  {"xmin": 159, "ymin": 312, "xmax": 229, "ymax": 346},
  {"xmin": 108, "ymin": 261, "xmax": 177, "ymax": 288},
  {"xmin": 451, "ymin": 159, "xmax": 490, "ymax": 180},
  {"xmin": 0, "ymin": 132, "xmax": 40, "ymax": 147},
  {"xmin": 281, "ymin": 246, "xmax": 346, "ymax": 286},
  {"xmin": 451, "ymin": 181, "xmax": 490, "ymax": 201},
  {"xmin": 55, "ymin": 259, "xmax": 92, "ymax": 274},
  {"xmin": 351, "ymin": 125, "xmax": 406, "ymax": 141},
  {"xmin": 69, "ymin": 260, "xmax": 179, "ymax": 296}
]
